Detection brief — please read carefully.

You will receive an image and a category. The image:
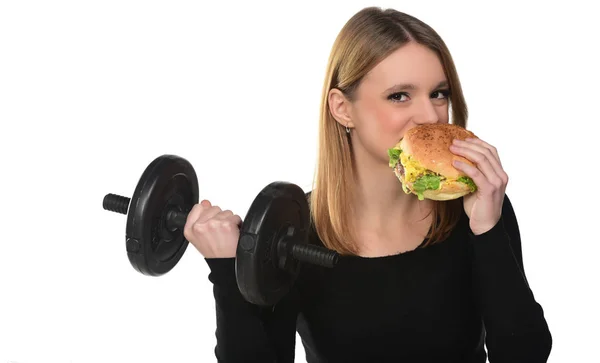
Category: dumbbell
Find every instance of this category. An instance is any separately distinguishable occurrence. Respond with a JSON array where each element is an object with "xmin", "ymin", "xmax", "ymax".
[{"xmin": 103, "ymin": 154, "xmax": 339, "ymax": 306}]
